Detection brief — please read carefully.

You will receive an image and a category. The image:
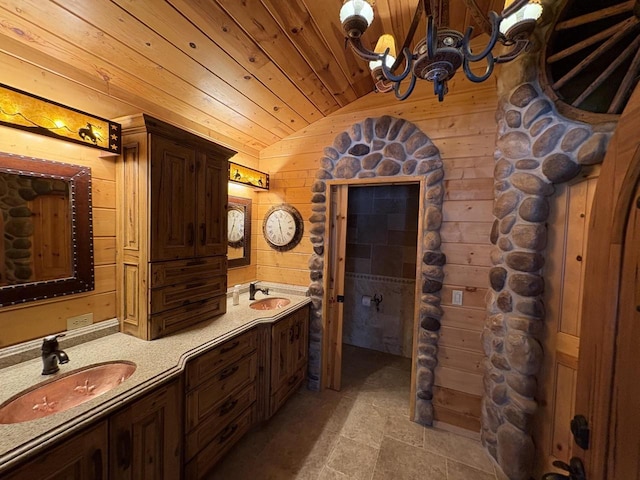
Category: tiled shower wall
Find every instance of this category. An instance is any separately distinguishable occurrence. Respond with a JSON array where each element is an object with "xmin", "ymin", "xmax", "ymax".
[{"xmin": 343, "ymin": 185, "xmax": 419, "ymax": 357}]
